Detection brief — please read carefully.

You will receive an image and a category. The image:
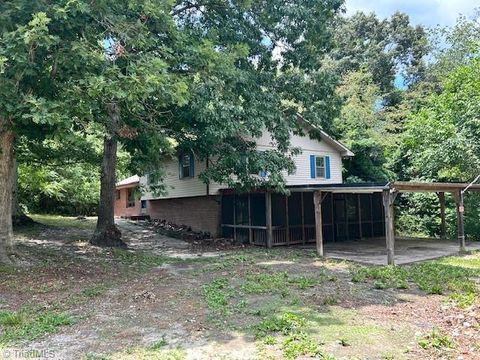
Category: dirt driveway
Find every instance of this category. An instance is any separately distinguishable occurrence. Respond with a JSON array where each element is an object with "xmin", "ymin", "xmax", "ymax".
[{"xmin": 0, "ymin": 216, "xmax": 478, "ymax": 360}]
